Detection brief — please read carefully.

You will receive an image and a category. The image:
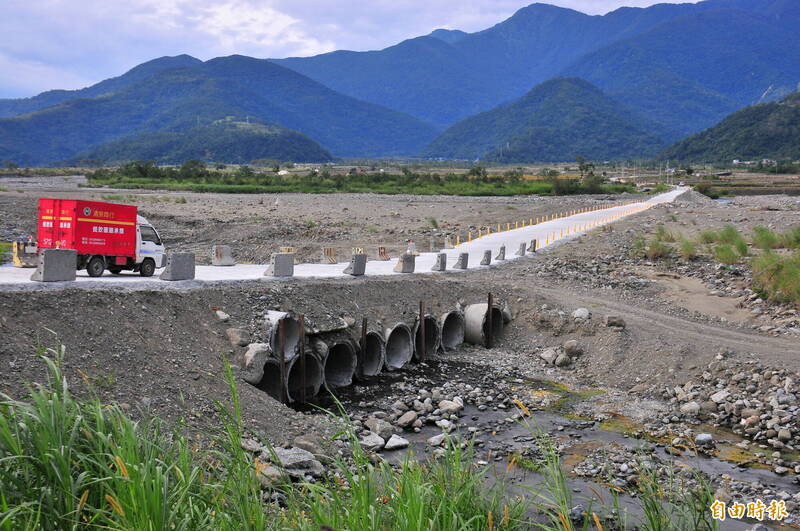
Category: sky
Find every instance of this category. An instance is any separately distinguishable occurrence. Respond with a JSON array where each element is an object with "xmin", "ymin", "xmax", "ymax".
[{"xmin": 0, "ymin": 0, "xmax": 695, "ymax": 98}]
